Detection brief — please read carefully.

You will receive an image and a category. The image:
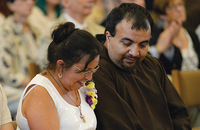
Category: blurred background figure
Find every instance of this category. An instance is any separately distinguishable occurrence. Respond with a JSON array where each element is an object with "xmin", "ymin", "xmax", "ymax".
[
  {"xmin": 39, "ymin": 0, "xmax": 105, "ymax": 70},
  {"xmin": 0, "ymin": 0, "xmax": 40, "ymax": 120},
  {"xmin": 29, "ymin": 0, "xmax": 62, "ymax": 35},
  {"xmin": 101, "ymin": 0, "xmax": 146, "ymax": 27},
  {"xmin": 0, "ymin": 0, "xmax": 11, "ymax": 25},
  {"xmin": 149, "ymin": 0, "xmax": 200, "ymax": 74},
  {"xmin": 149, "ymin": 0, "xmax": 200, "ymax": 127},
  {"xmin": 86, "ymin": 0, "xmax": 105, "ymax": 25},
  {"xmin": 0, "ymin": 84, "xmax": 14, "ymax": 130},
  {"xmin": 59, "ymin": 0, "xmax": 105, "ymax": 36}
]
